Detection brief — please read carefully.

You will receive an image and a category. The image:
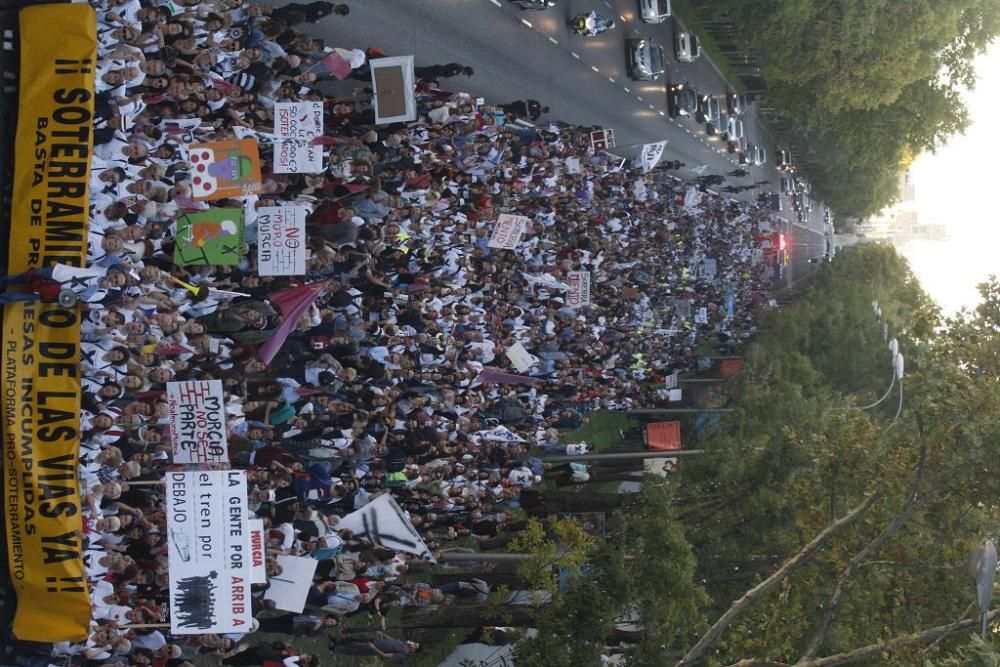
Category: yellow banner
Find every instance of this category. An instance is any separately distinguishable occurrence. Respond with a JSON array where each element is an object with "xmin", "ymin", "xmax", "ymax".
[{"xmin": 3, "ymin": 3, "xmax": 96, "ymax": 642}]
